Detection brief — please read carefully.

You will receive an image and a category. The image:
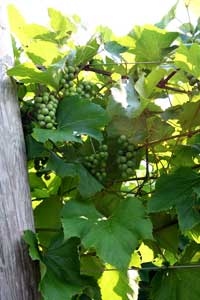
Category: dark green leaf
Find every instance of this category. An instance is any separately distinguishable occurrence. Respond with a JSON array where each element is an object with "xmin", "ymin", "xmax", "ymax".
[
  {"xmin": 57, "ymin": 96, "xmax": 109, "ymax": 141},
  {"xmin": 46, "ymin": 153, "xmax": 103, "ymax": 198},
  {"xmin": 62, "ymin": 198, "xmax": 152, "ymax": 269},
  {"xmin": 23, "ymin": 230, "xmax": 41, "ymax": 261},
  {"xmin": 148, "ymin": 168, "xmax": 200, "ymax": 231},
  {"xmin": 150, "ymin": 268, "xmax": 200, "ymax": 300}
]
